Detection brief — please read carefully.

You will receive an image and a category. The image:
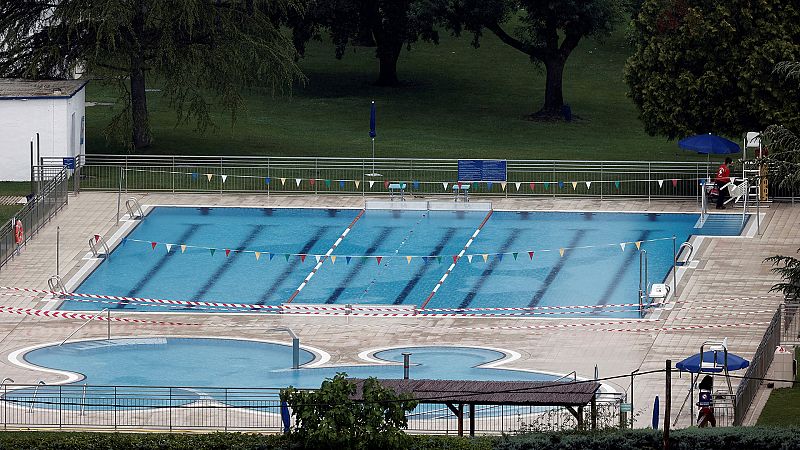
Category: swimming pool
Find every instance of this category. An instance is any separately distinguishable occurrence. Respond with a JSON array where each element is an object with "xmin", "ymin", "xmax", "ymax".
[{"xmin": 62, "ymin": 207, "xmax": 747, "ymax": 316}]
